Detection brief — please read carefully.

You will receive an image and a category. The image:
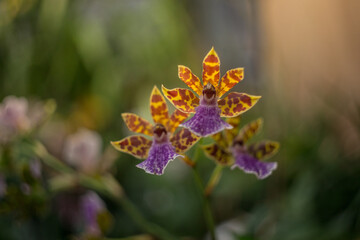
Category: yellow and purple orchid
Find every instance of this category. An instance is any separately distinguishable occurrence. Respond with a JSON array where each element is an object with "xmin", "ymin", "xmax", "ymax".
[
  {"xmin": 203, "ymin": 118, "xmax": 279, "ymax": 179},
  {"xmin": 162, "ymin": 47, "xmax": 261, "ymax": 137},
  {"xmin": 111, "ymin": 86, "xmax": 200, "ymax": 175}
]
